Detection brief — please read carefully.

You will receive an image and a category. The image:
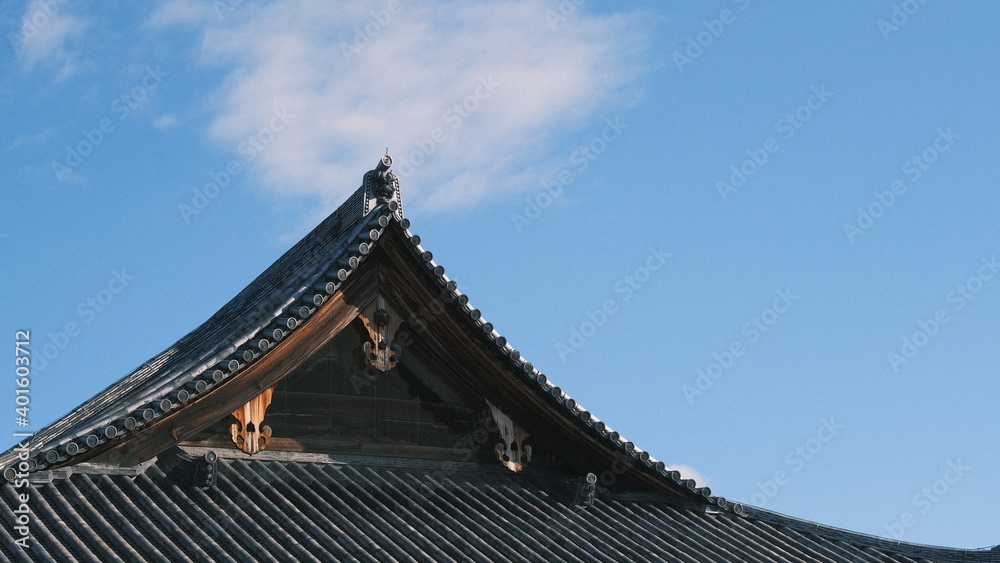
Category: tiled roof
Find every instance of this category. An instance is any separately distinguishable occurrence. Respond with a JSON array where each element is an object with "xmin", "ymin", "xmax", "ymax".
[
  {"xmin": 2, "ymin": 452, "xmax": 997, "ymax": 562},
  {"xmin": 0, "ymin": 168, "xmax": 712, "ymax": 507},
  {"xmin": 2, "ymin": 158, "xmax": 996, "ymax": 560}
]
